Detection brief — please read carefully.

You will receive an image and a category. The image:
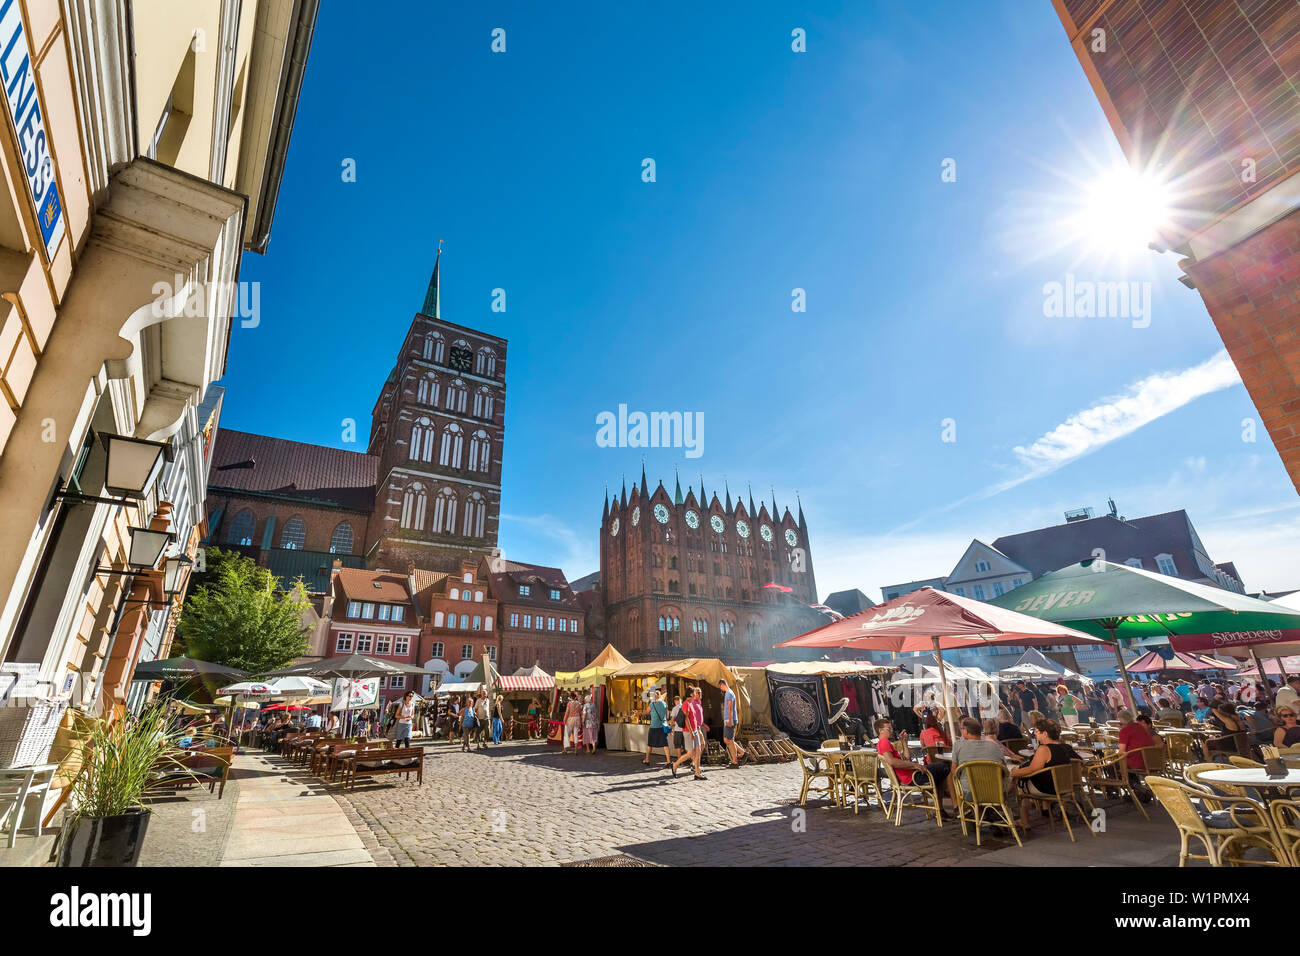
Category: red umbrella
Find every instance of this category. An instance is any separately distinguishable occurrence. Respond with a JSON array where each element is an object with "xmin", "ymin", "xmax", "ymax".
[
  {"xmin": 776, "ymin": 587, "xmax": 1104, "ymax": 740},
  {"xmin": 262, "ymin": 703, "xmax": 311, "ymax": 712},
  {"xmin": 1125, "ymin": 649, "xmax": 1222, "ymax": 674}
]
